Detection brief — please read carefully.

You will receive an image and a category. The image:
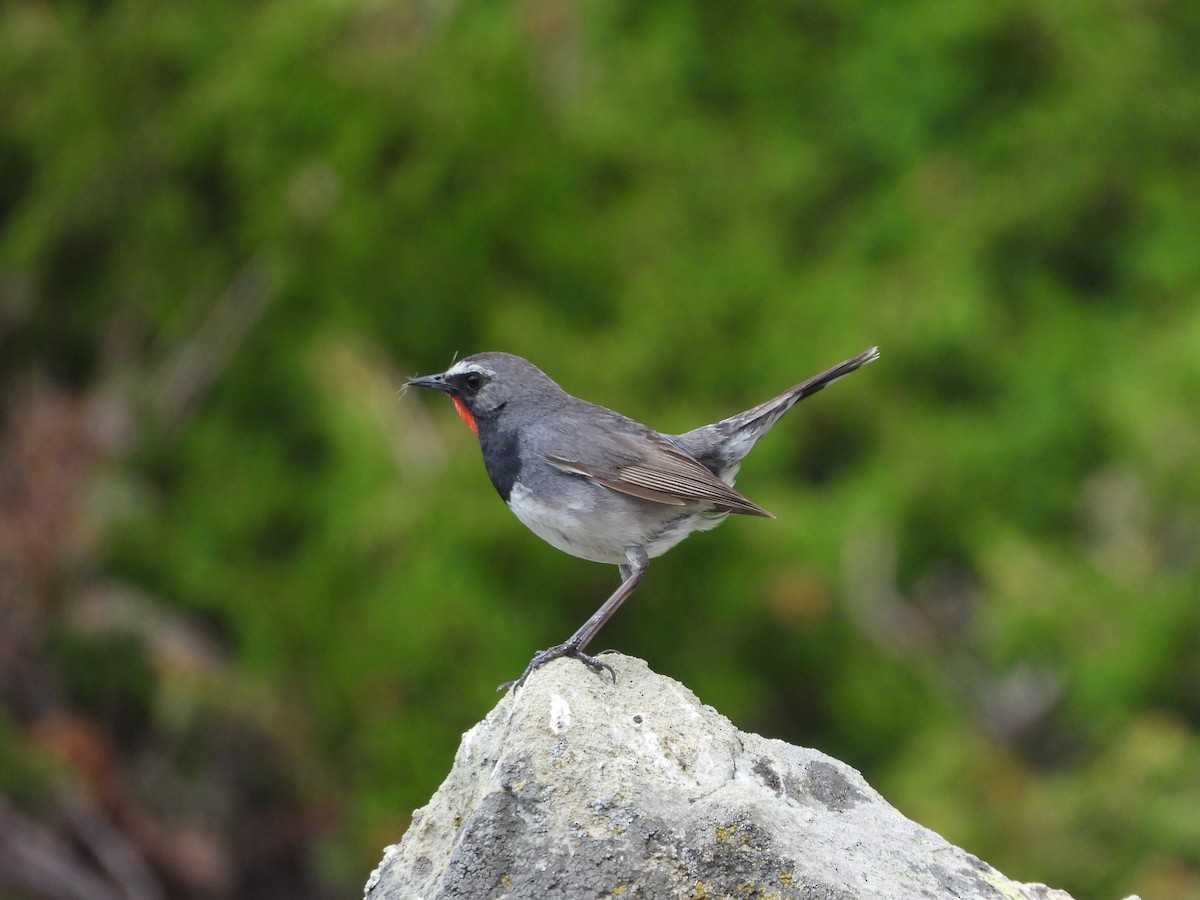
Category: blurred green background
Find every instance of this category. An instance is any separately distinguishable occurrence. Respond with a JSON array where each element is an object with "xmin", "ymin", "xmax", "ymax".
[{"xmin": 2, "ymin": 0, "xmax": 1199, "ymax": 897}]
